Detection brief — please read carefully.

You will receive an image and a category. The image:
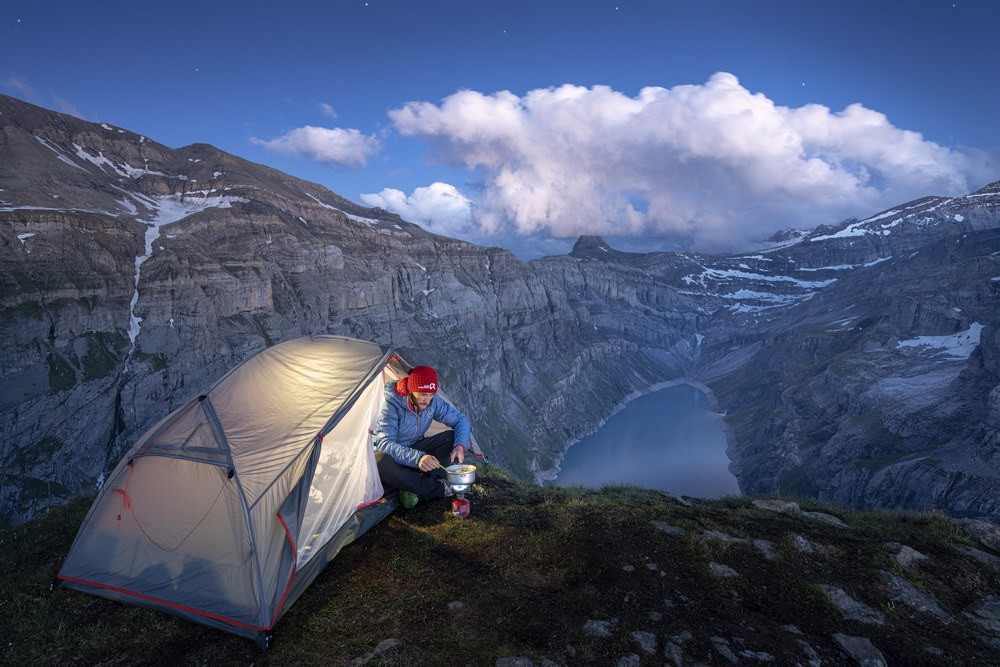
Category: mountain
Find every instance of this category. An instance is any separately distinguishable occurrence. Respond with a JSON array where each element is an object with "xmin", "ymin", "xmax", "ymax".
[{"xmin": 2, "ymin": 93, "xmax": 999, "ymax": 526}]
